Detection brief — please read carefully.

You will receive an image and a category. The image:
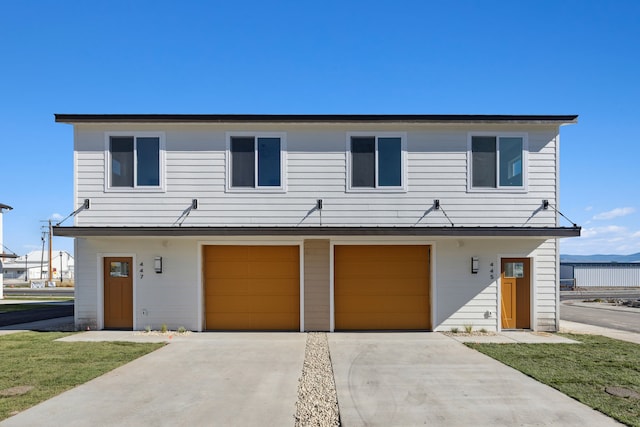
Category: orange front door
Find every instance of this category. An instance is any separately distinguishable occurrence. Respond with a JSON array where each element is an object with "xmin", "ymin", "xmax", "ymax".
[
  {"xmin": 501, "ymin": 258, "xmax": 531, "ymax": 329},
  {"xmin": 104, "ymin": 257, "xmax": 133, "ymax": 329}
]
